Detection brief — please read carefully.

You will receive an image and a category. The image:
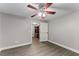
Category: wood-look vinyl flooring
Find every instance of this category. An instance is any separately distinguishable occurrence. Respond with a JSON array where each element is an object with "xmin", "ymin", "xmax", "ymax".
[{"xmin": 0, "ymin": 38, "xmax": 79, "ymax": 56}]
